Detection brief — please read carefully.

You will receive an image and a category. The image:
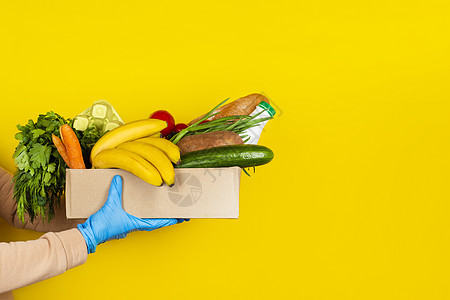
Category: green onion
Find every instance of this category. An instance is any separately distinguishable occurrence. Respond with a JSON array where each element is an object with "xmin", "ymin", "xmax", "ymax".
[{"xmin": 170, "ymin": 100, "xmax": 273, "ymax": 144}]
